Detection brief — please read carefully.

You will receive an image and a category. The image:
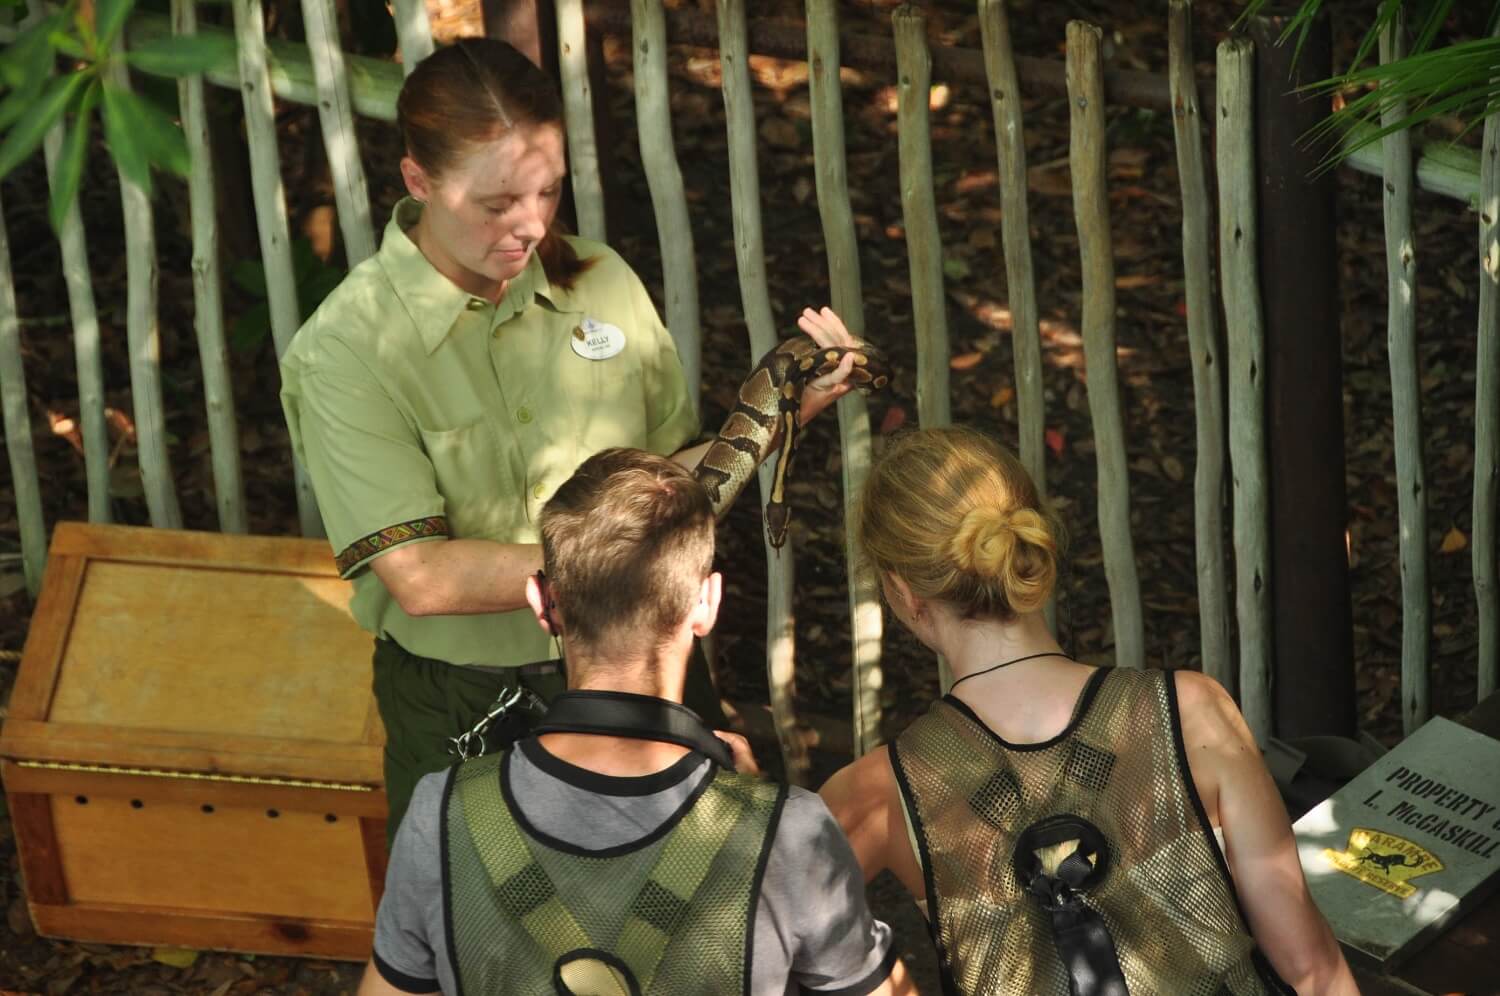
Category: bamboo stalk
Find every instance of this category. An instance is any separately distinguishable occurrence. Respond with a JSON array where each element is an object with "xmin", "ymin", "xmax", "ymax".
[
  {"xmin": 0, "ymin": 188, "xmax": 46, "ymax": 594},
  {"xmin": 300, "ymin": 0, "xmax": 377, "ymax": 267},
  {"xmin": 630, "ymin": 0, "xmax": 700, "ymax": 413},
  {"xmin": 556, "ymin": 0, "xmax": 606, "ymax": 242},
  {"xmin": 716, "ymin": 0, "xmax": 807, "ymax": 785},
  {"xmin": 807, "ymin": 0, "xmax": 883, "ymax": 756},
  {"xmin": 104, "ymin": 51, "xmax": 181, "ymax": 529},
  {"xmin": 978, "ymin": 0, "xmax": 1044, "ymax": 497},
  {"xmin": 1217, "ymin": 38, "xmax": 1272, "ymax": 742},
  {"xmin": 1380, "ymin": 23, "xmax": 1430, "ymax": 732},
  {"xmin": 1168, "ymin": 0, "xmax": 1231, "ymax": 690},
  {"xmin": 390, "ymin": 0, "xmax": 434, "ymax": 75},
  {"xmin": 1067, "ymin": 21, "xmax": 1144, "ymax": 672},
  {"xmin": 978, "ymin": 0, "xmax": 1054, "ymax": 635},
  {"xmin": 1476, "ymin": 65, "xmax": 1500, "ymax": 700},
  {"xmin": 231, "ymin": 0, "xmax": 322, "ymax": 538},
  {"xmin": 174, "ymin": 0, "xmax": 246, "ymax": 534},
  {"xmin": 27, "ymin": 0, "xmax": 110, "ymax": 524},
  {"xmin": 126, "ymin": 12, "xmax": 404, "ymax": 121},
  {"xmin": 892, "ymin": 5, "xmax": 951, "ymax": 431}
]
